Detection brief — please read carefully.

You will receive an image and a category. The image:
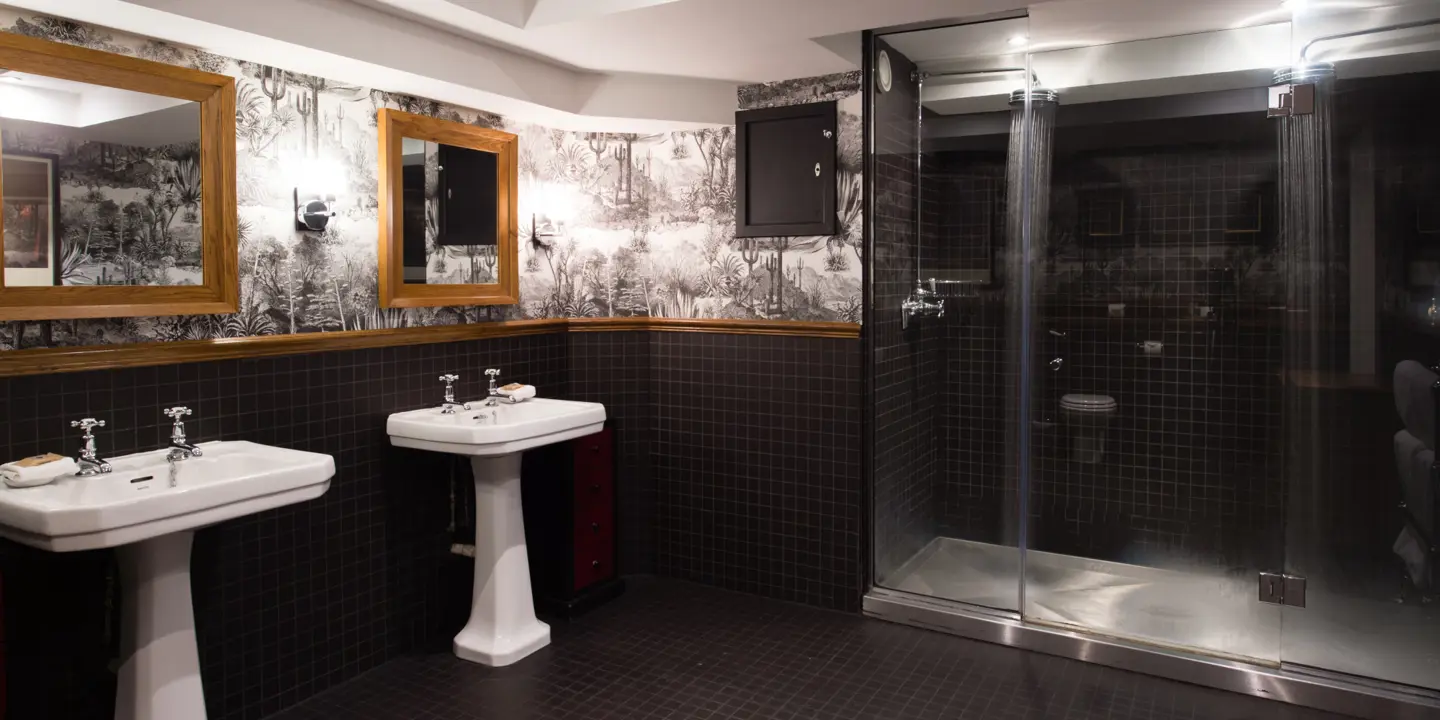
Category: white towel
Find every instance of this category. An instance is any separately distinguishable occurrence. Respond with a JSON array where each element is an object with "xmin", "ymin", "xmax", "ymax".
[
  {"xmin": 498, "ymin": 383, "xmax": 536, "ymax": 402},
  {"xmin": 2, "ymin": 455, "xmax": 78, "ymax": 488}
]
